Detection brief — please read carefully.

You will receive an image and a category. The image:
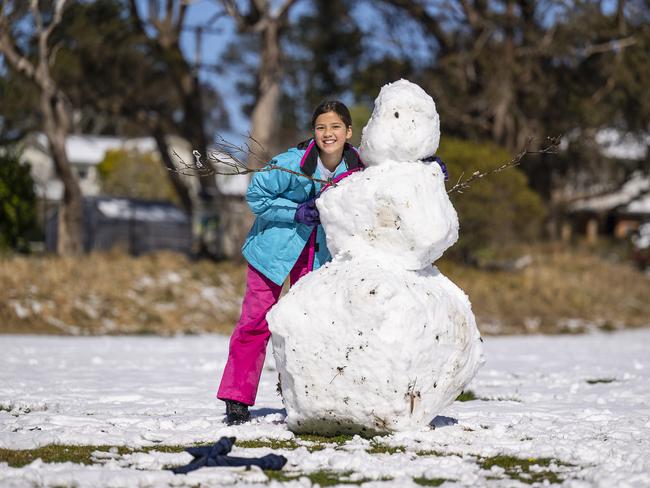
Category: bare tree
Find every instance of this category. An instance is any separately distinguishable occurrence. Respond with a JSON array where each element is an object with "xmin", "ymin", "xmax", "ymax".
[
  {"xmin": 127, "ymin": 0, "xmax": 234, "ymax": 256},
  {"xmin": 219, "ymin": 0, "xmax": 299, "ymax": 165},
  {"xmin": 127, "ymin": 0, "xmax": 219, "ymax": 196},
  {"xmin": 0, "ymin": 0, "xmax": 83, "ymax": 255}
]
